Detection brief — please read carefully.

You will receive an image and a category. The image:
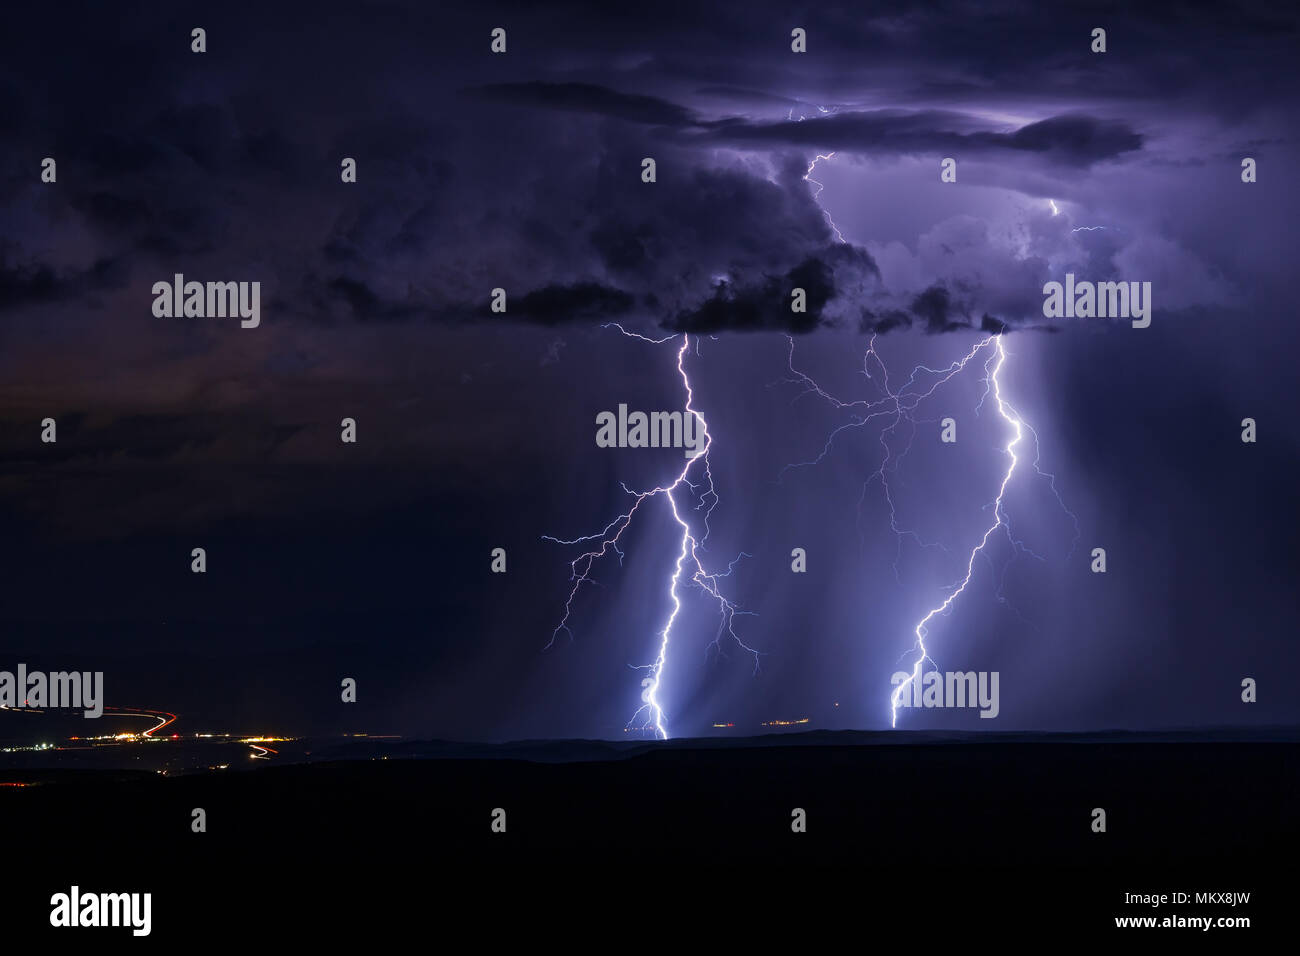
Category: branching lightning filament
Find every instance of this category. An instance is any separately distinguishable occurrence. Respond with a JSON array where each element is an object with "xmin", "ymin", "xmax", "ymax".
[
  {"xmin": 778, "ymin": 332, "xmax": 1077, "ymax": 728},
  {"xmin": 544, "ymin": 328, "xmax": 758, "ymax": 740}
]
